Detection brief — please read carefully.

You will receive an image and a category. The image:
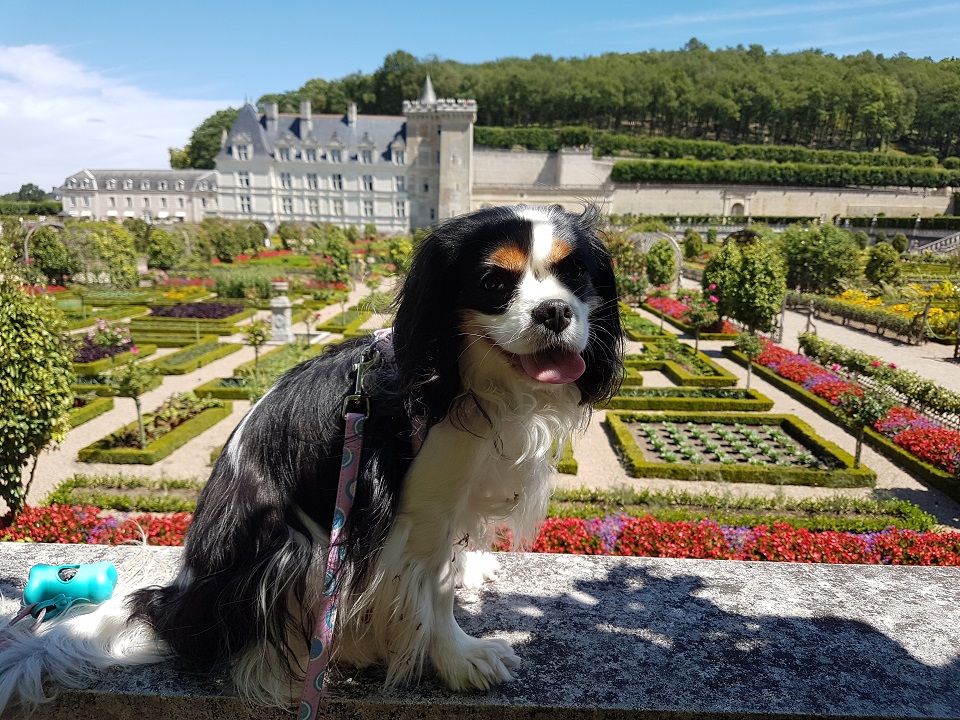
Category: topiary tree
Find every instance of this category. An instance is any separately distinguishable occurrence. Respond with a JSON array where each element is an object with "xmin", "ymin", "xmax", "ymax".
[
  {"xmin": 645, "ymin": 238, "xmax": 676, "ymax": 287},
  {"xmin": 703, "ymin": 231, "xmax": 786, "ymax": 334},
  {"xmin": 682, "ymin": 290, "xmax": 718, "ymax": 354},
  {"xmin": 865, "ymin": 242, "xmax": 901, "ymax": 286},
  {"xmin": 30, "ymin": 227, "xmax": 77, "ymax": 286},
  {"xmin": 734, "ymin": 331, "xmax": 763, "ymax": 390},
  {"xmin": 682, "ymin": 228, "xmax": 703, "ymax": 260},
  {"xmin": 853, "ymin": 230, "xmax": 869, "ymax": 250},
  {"xmin": 891, "ymin": 232, "xmax": 909, "ymax": 254},
  {"xmin": 146, "ymin": 227, "xmax": 186, "ymax": 270},
  {"xmin": 837, "ymin": 390, "xmax": 892, "ymax": 469},
  {"xmin": 706, "ymin": 227, "xmax": 718, "ymax": 245},
  {"xmin": 243, "ymin": 319, "xmax": 271, "ymax": 368},
  {"xmin": 780, "ymin": 224, "xmax": 861, "ymax": 294},
  {"xmin": 107, "ymin": 353, "xmax": 157, "ymax": 449},
  {"xmin": 0, "ymin": 248, "xmax": 74, "ymax": 518}
]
